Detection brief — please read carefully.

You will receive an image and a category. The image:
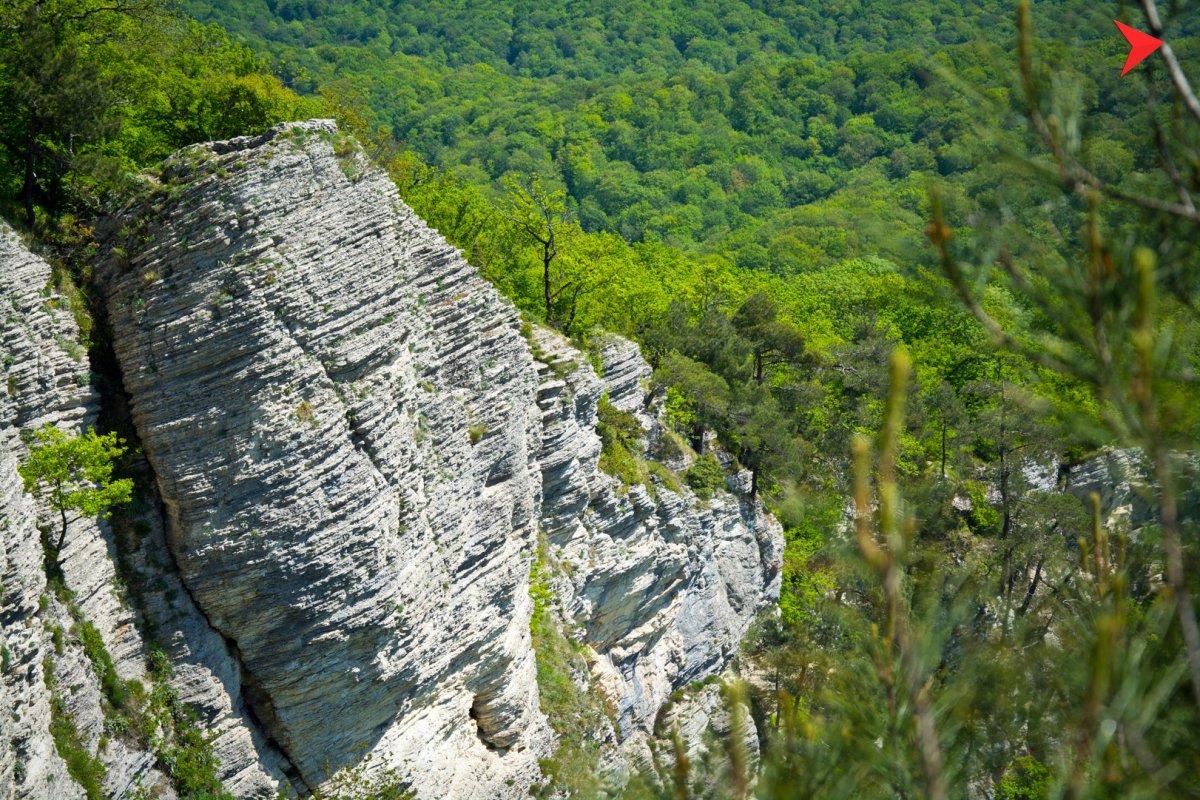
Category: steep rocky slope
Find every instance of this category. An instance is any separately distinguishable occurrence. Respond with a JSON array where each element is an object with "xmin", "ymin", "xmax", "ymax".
[
  {"xmin": 2, "ymin": 119, "xmax": 781, "ymax": 799},
  {"xmin": 0, "ymin": 223, "xmax": 172, "ymax": 799},
  {"xmin": 2, "ymin": 219, "xmax": 302, "ymax": 800},
  {"xmin": 103, "ymin": 120, "xmax": 552, "ymax": 798},
  {"xmin": 532, "ymin": 328, "xmax": 781, "ymax": 735}
]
